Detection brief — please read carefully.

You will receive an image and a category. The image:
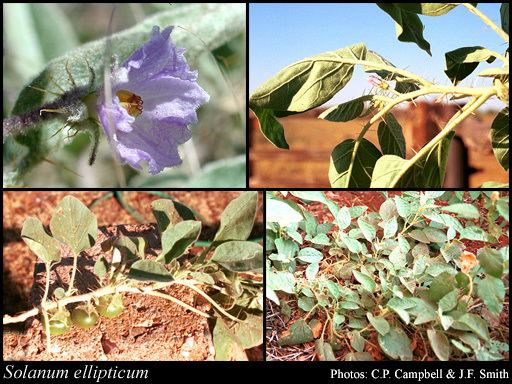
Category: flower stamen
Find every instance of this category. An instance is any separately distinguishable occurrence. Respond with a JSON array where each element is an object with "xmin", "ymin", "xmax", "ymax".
[{"xmin": 116, "ymin": 90, "xmax": 143, "ymax": 117}]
